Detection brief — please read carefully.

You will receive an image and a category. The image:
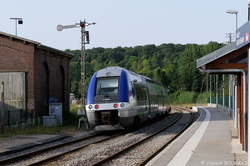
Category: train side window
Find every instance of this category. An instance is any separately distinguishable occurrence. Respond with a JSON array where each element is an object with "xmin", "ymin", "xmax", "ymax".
[{"xmin": 134, "ymin": 84, "xmax": 147, "ymax": 102}]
